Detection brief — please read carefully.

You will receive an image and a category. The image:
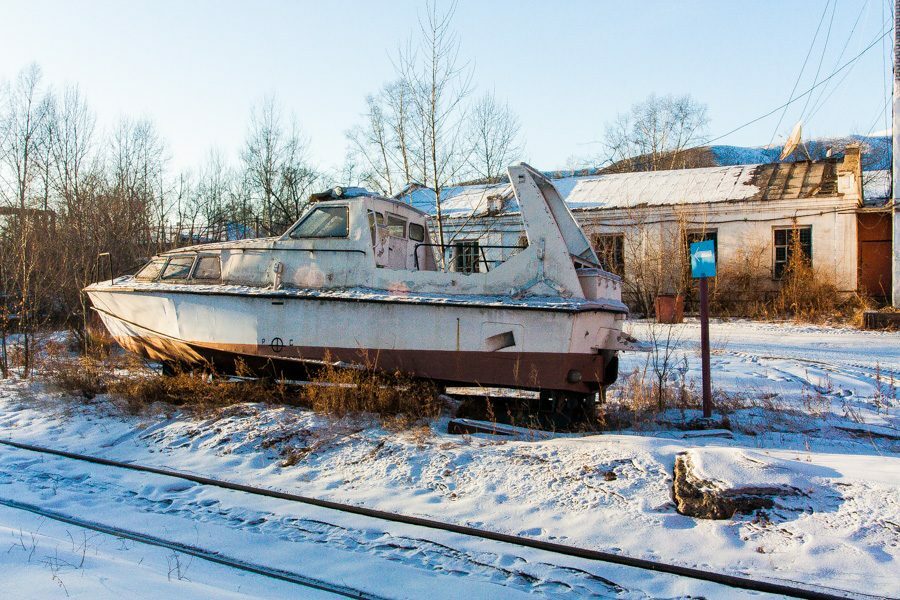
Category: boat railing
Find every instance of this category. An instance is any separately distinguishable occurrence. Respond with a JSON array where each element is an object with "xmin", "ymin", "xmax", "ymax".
[
  {"xmin": 94, "ymin": 252, "xmax": 114, "ymax": 285},
  {"xmin": 235, "ymin": 246, "xmax": 369, "ymax": 256},
  {"xmin": 412, "ymin": 243, "xmax": 526, "ymax": 272}
]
